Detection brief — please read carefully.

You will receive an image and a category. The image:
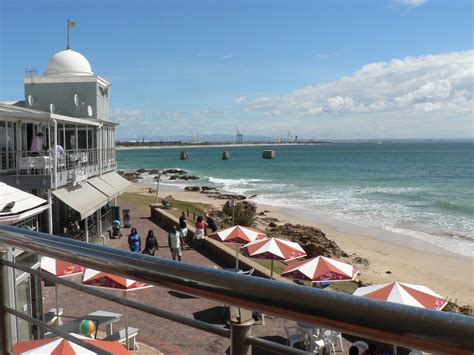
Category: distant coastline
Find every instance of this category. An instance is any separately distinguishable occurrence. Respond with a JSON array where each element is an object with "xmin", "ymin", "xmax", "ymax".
[
  {"xmin": 116, "ymin": 141, "xmax": 332, "ymax": 150},
  {"xmin": 116, "ymin": 138, "xmax": 474, "ymax": 150}
]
